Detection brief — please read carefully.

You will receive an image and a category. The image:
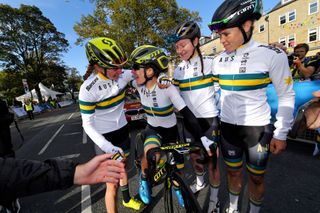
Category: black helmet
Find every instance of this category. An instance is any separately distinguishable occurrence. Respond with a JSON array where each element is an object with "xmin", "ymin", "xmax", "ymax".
[
  {"xmin": 129, "ymin": 45, "xmax": 169, "ymax": 75},
  {"xmin": 208, "ymin": 0, "xmax": 263, "ymax": 32},
  {"xmin": 167, "ymin": 21, "xmax": 201, "ymax": 43}
]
